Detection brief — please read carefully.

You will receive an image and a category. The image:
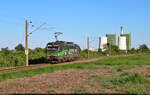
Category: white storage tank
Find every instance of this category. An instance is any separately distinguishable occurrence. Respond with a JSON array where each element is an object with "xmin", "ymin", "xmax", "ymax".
[
  {"xmin": 100, "ymin": 37, "xmax": 107, "ymax": 51},
  {"xmin": 118, "ymin": 36, "xmax": 127, "ymax": 50}
]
